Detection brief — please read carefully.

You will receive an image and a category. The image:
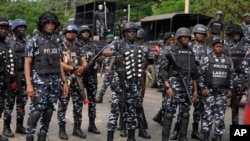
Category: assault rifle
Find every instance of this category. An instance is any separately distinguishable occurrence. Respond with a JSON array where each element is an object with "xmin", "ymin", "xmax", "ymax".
[
  {"xmin": 167, "ymin": 51, "xmax": 192, "ymax": 104},
  {"xmin": 84, "ymin": 46, "xmax": 107, "ymax": 74}
]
